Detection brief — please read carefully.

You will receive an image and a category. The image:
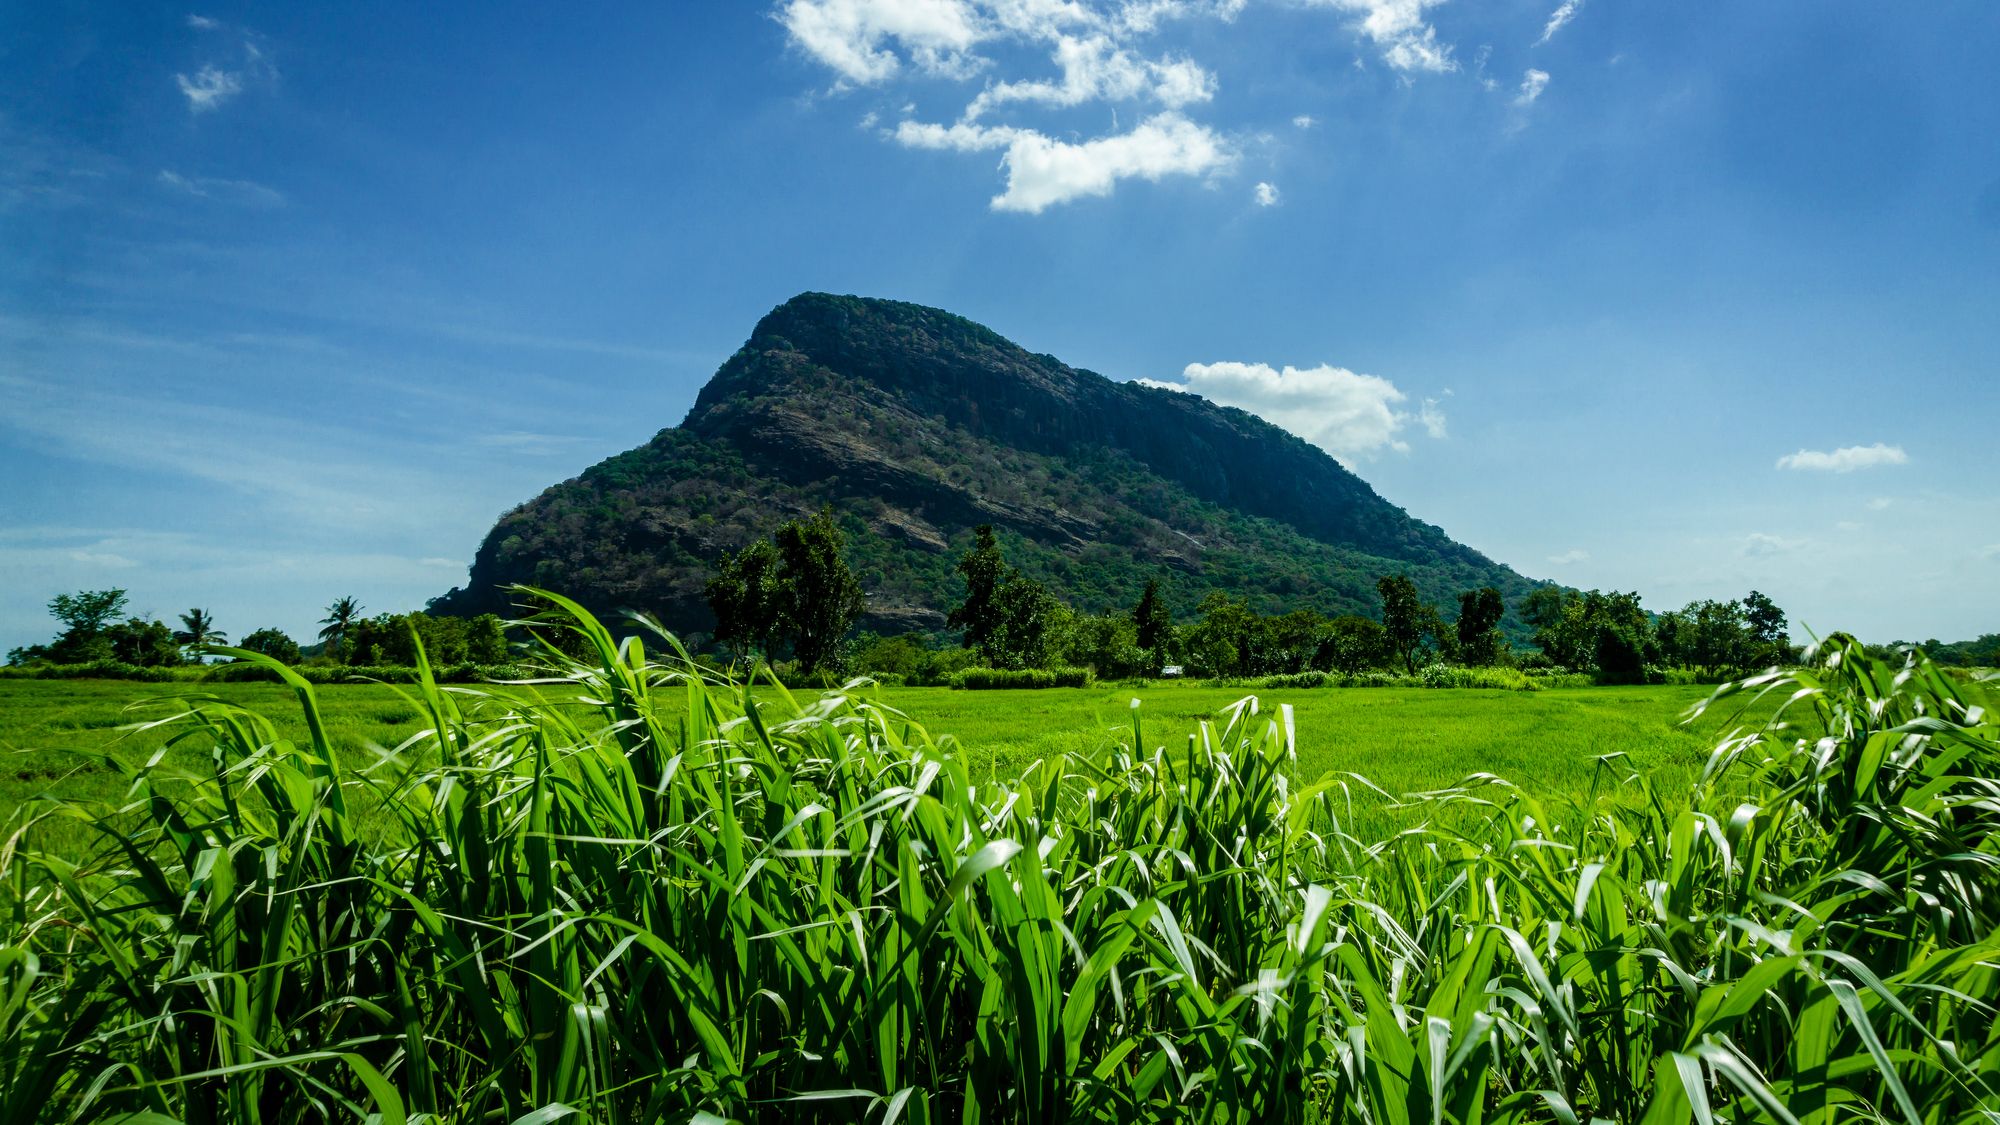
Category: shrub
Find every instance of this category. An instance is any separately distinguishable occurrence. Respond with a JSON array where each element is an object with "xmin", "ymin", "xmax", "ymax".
[{"xmin": 952, "ymin": 664, "xmax": 1094, "ymax": 689}]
